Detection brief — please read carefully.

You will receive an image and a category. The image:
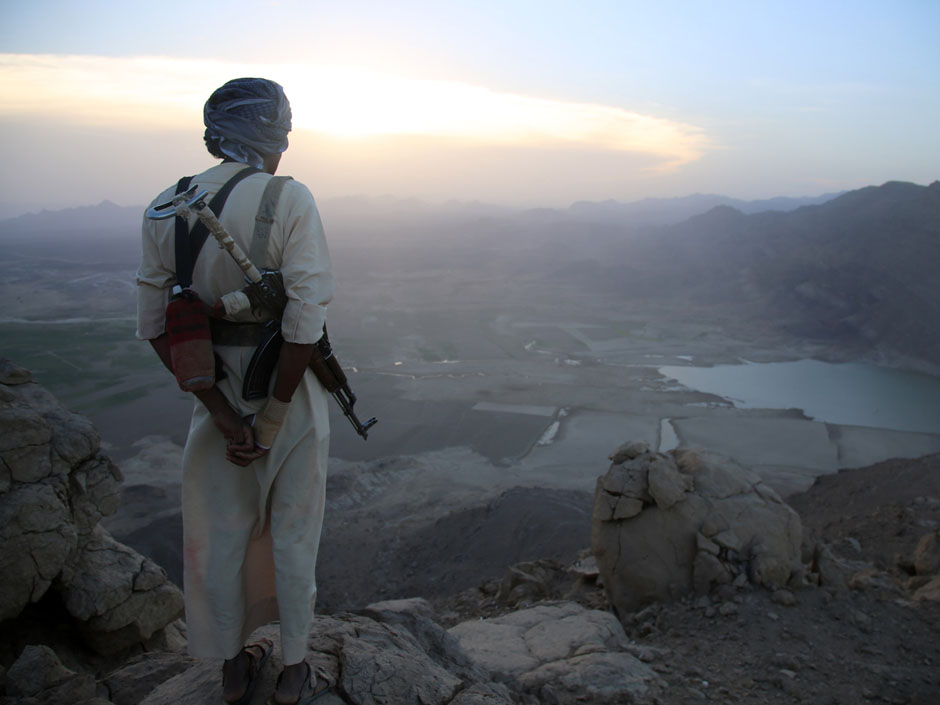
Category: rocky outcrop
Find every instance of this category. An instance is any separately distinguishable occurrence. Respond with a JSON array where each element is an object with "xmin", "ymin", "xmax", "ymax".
[
  {"xmin": 449, "ymin": 601, "xmax": 665, "ymax": 704},
  {"xmin": 0, "ymin": 359, "xmax": 183, "ymax": 659},
  {"xmin": 4, "ymin": 645, "xmax": 101, "ymax": 703},
  {"xmin": 111, "ymin": 598, "xmax": 669, "ymax": 705},
  {"xmin": 136, "ymin": 598, "xmax": 513, "ymax": 705},
  {"xmin": 592, "ymin": 442, "xmax": 802, "ymax": 615},
  {"xmin": 905, "ymin": 528, "xmax": 940, "ymax": 603}
]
